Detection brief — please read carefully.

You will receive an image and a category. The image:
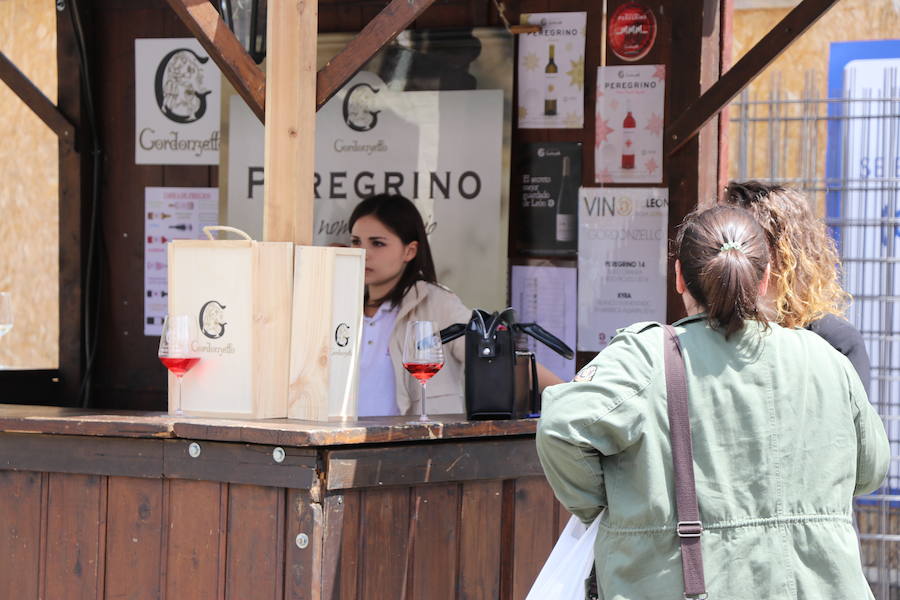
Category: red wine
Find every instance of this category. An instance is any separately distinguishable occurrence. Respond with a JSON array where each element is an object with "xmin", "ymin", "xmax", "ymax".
[
  {"xmin": 403, "ymin": 362, "xmax": 444, "ymax": 382},
  {"xmin": 160, "ymin": 356, "xmax": 200, "ymax": 376}
]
